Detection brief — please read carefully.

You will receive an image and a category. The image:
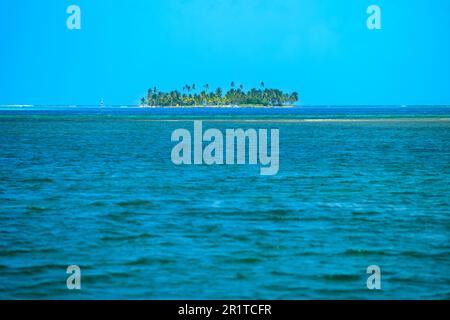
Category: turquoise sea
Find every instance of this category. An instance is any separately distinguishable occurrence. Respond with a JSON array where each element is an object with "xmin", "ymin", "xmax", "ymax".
[{"xmin": 0, "ymin": 106, "xmax": 449, "ymax": 299}]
